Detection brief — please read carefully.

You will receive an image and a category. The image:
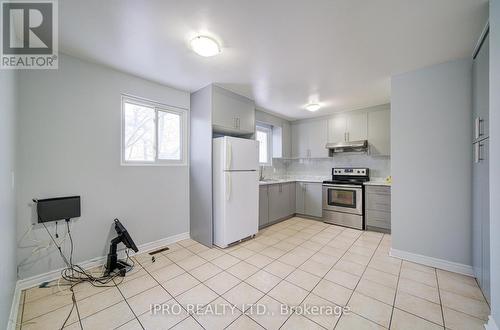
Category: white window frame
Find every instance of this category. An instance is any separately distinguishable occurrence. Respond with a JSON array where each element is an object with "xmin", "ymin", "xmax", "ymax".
[
  {"xmin": 256, "ymin": 123, "xmax": 273, "ymax": 166},
  {"xmin": 121, "ymin": 95, "xmax": 188, "ymax": 166}
]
